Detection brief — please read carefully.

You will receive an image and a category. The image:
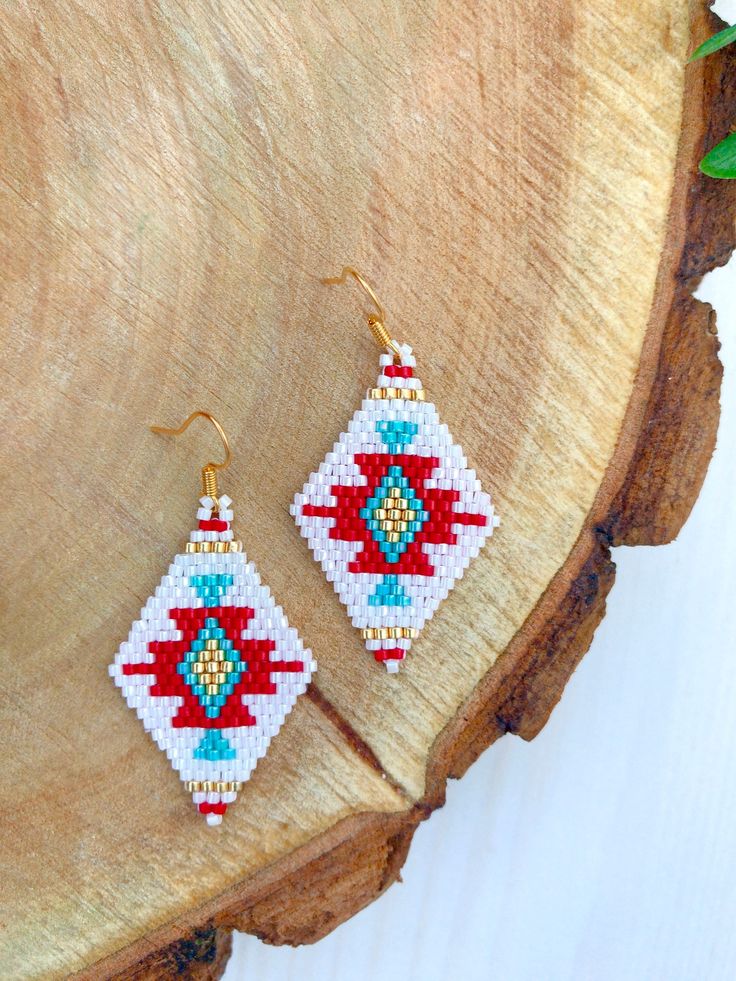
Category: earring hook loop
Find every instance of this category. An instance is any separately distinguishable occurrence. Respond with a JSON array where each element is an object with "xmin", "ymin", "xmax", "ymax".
[
  {"xmin": 321, "ymin": 266, "xmax": 403, "ymax": 360},
  {"xmin": 150, "ymin": 410, "xmax": 231, "ymax": 503}
]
